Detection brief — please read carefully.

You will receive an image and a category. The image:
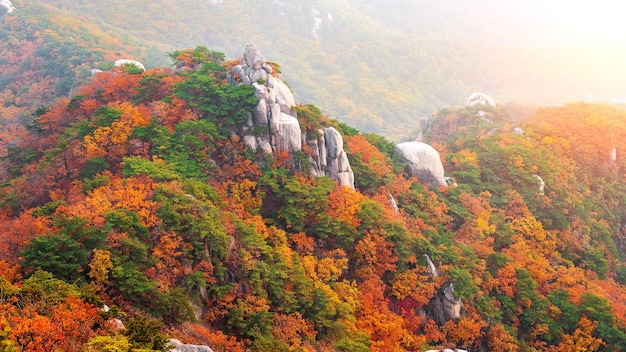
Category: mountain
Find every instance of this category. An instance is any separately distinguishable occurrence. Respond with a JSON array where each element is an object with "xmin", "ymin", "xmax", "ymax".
[
  {"xmin": 1, "ymin": 32, "xmax": 626, "ymax": 350},
  {"xmin": 2, "ymin": 1, "xmax": 626, "ymax": 351},
  {"xmin": 5, "ymin": 0, "xmax": 626, "ymax": 141}
]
